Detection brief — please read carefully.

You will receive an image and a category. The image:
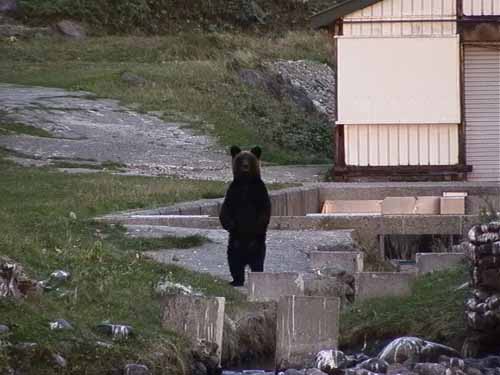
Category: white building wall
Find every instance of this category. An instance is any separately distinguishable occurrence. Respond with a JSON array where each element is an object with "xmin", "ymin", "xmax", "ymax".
[
  {"xmin": 463, "ymin": 0, "xmax": 500, "ymax": 16},
  {"xmin": 345, "ymin": 124, "xmax": 459, "ymax": 166},
  {"xmin": 343, "ymin": 0, "xmax": 457, "ymax": 36}
]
